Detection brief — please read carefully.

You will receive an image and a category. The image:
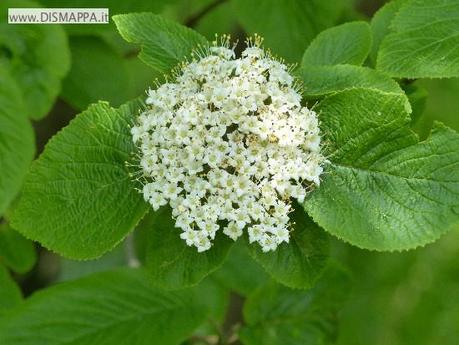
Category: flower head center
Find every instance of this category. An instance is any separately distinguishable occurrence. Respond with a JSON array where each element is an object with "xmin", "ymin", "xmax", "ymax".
[{"xmin": 131, "ymin": 36, "xmax": 325, "ymax": 252}]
